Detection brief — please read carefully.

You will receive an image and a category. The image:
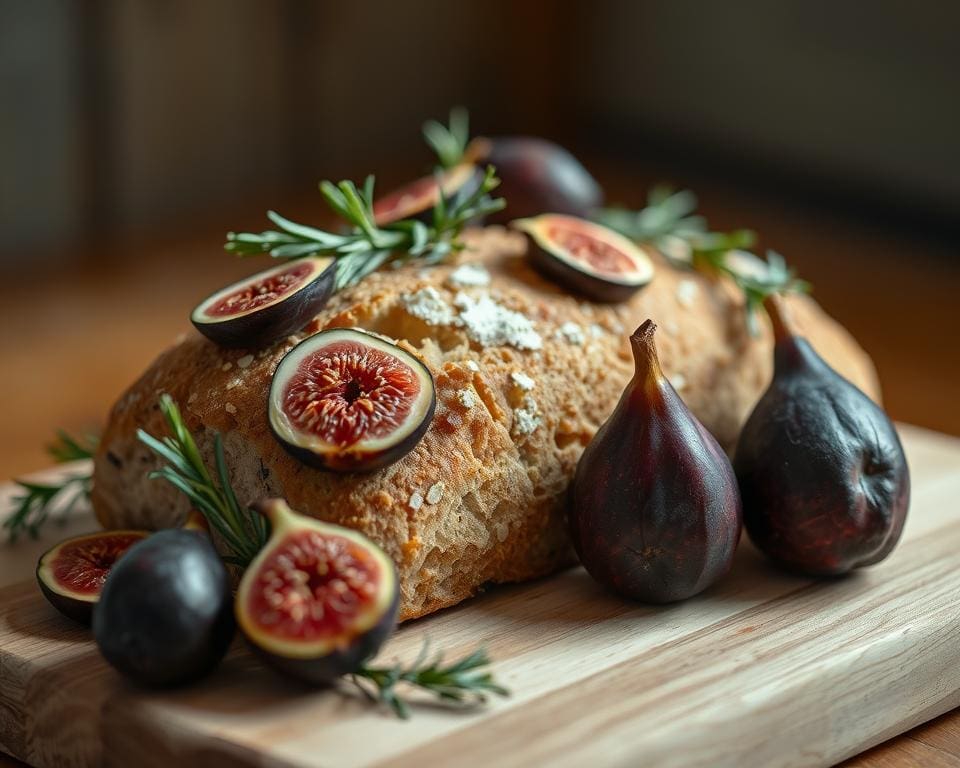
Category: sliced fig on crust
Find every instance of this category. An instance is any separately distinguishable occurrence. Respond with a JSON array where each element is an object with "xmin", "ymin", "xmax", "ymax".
[
  {"xmin": 513, "ymin": 214, "xmax": 654, "ymax": 302},
  {"xmin": 373, "ymin": 162, "xmax": 482, "ymax": 225},
  {"xmin": 268, "ymin": 328, "xmax": 436, "ymax": 472},
  {"xmin": 191, "ymin": 256, "xmax": 336, "ymax": 348}
]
